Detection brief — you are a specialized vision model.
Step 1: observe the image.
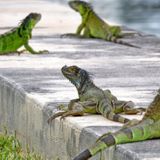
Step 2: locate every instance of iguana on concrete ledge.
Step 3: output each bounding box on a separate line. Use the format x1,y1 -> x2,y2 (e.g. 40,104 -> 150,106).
73,89 -> 160,160
67,0 -> 140,48
0,13 -> 48,55
48,65 -> 145,124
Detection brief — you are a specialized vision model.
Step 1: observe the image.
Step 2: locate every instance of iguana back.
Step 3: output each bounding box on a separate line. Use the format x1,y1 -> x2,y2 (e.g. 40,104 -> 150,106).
0,28 -> 24,54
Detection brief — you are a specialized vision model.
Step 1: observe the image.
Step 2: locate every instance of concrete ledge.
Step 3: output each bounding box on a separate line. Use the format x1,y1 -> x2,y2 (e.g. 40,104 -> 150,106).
0,74 -> 160,160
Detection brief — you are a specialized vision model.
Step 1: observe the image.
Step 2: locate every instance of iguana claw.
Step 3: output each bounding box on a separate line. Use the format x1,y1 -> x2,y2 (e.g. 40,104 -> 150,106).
47,111 -> 67,123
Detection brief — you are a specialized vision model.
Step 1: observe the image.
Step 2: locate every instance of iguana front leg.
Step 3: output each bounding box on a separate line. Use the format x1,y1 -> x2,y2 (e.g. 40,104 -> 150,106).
61,8 -> 89,38
48,100 -> 96,123
76,22 -> 85,35
82,27 -> 91,38
47,98 -> 79,123
48,103 -> 83,122
24,42 -> 48,54
47,111 -> 67,123
60,100 -> 97,119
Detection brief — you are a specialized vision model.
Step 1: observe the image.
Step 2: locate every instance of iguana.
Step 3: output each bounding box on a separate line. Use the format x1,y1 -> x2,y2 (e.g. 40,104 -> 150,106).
48,65 -> 145,124
0,13 -> 48,55
73,89 -> 160,160
66,0 -> 140,48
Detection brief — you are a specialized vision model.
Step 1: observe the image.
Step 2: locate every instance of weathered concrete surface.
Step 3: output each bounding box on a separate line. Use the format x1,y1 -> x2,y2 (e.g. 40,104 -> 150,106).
0,0 -> 160,160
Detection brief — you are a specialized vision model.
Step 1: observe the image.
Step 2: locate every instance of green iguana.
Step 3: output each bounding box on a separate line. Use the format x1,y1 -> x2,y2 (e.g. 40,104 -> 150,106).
73,89 -> 160,160
48,65 -> 145,124
0,13 -> 48,55
66,0 -> 140,48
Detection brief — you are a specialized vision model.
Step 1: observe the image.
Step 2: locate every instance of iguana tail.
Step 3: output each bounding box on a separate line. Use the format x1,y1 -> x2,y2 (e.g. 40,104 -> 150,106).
98,101 -> 130,123
73,119 -> 159,160
111,38 -> 140,48
102,111 -> 130,123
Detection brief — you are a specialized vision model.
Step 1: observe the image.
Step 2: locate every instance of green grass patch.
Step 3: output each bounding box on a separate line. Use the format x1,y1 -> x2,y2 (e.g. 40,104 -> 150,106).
0,129 -> 43,160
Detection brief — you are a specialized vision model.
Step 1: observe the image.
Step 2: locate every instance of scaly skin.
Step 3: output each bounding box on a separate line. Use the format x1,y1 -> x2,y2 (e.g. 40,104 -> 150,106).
68,0 -> 140,48
73,89 -> 160,160
48,65 -> 145,124
0,13 -> 48,55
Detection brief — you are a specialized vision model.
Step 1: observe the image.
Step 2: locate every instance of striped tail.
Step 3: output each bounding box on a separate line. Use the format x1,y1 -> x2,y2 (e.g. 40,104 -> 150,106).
73,120 -> 156,160
105,112 -> 130,123
98,100 -> 130,123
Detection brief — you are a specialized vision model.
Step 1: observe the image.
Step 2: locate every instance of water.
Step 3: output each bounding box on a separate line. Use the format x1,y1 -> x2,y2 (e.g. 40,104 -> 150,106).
54,0 -> 160,37
92,0 -> 160,37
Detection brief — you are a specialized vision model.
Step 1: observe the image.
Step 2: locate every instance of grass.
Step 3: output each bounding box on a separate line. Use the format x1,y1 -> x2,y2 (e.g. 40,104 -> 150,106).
0,129 -> 43,160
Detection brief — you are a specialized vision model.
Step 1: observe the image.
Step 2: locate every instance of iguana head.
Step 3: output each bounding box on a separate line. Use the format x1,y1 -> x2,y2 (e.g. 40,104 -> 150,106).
21,13 -> 41,30
61,65 -> 92,91
69,1 -> 92,15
